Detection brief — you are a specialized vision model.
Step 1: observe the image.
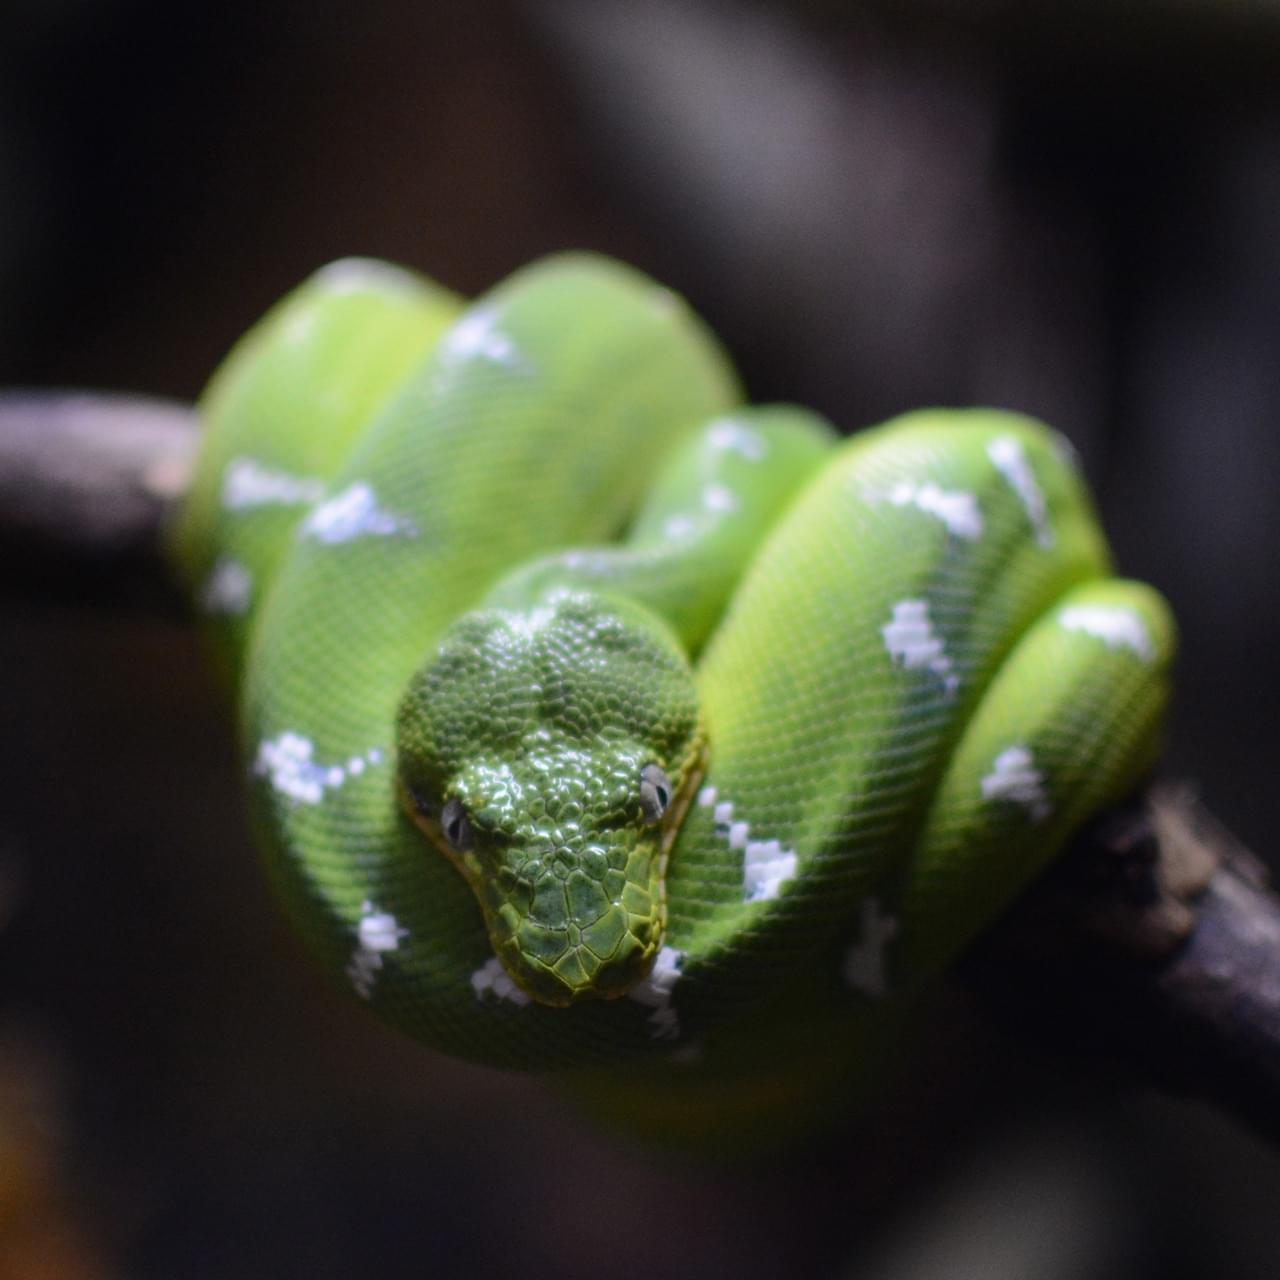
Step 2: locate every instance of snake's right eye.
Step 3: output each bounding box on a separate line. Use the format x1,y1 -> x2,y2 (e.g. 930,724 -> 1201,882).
441,797 -> 475,852
638,763 -> 672,824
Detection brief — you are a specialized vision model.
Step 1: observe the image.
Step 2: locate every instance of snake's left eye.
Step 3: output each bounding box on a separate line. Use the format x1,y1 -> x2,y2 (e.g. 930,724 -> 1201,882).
639,763 -> 672,824
441,797 -> 475,851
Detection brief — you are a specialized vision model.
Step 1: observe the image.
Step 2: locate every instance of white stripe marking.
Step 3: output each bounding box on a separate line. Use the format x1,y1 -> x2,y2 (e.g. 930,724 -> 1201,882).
698,788 -> 798,902
254,732 -> 384,805
1059,605 -> 1155,661
470,956 -> 532,1008
881,599 -> 960,696
883,481 -> 983,540
707,419 -> 766,461
347,900 -> 409,999
988,436 -> 1054,549
981,745 -> 1052,822
439,305 -> 526,369
627,944 -> 685,1038
301,482 -> 417,543
221,457 -> 326,510
744,839 -> 798,903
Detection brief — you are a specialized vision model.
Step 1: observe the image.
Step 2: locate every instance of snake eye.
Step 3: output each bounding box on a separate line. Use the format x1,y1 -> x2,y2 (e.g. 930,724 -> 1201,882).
639,763 -> 672,824
441,797 -> 475,851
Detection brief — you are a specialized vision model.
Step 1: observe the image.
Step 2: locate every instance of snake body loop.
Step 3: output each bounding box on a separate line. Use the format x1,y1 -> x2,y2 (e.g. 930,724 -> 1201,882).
175,253 -> 1175,1137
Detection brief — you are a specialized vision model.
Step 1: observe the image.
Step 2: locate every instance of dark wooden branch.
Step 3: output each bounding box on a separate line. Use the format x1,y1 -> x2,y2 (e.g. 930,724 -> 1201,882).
964,784 -> 1280,1142
0,390 -> 196,610
0,390 -> 196,556
3,391 -> 1277,1139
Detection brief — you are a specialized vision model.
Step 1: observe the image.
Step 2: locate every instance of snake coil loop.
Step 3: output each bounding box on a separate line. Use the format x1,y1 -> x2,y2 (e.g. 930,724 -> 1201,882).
174,253 -> 1174,1143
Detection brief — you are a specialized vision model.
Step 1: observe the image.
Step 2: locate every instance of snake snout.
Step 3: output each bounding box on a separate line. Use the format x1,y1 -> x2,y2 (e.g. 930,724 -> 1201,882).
485,826 -> 665,1007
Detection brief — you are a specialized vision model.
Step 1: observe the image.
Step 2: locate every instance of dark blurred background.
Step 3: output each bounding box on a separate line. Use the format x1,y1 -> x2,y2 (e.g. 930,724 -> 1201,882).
2,1 -> 1279,1276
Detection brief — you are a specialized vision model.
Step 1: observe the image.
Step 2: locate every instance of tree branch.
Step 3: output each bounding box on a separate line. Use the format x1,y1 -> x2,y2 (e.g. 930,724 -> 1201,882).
0,390 -> 196,610
3,391 -> 1276,1139
0,390 -> 196,556
961,783 -> 1280,1142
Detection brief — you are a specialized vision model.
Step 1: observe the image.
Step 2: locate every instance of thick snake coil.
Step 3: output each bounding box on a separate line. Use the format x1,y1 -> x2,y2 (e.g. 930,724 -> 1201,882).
173,254 -> 1175,1143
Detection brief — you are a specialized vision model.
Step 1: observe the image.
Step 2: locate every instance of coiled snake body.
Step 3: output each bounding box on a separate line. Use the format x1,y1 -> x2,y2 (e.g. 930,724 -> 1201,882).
174,254 -> 1174,1140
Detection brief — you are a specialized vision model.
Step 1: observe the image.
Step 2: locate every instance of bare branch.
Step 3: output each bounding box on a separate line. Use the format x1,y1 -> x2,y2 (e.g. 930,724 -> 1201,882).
963,786 -> 1280,1143
0,390 -> 197,557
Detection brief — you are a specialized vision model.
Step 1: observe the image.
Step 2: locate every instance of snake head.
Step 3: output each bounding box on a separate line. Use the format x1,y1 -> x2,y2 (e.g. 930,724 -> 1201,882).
397,589 -> 704,1007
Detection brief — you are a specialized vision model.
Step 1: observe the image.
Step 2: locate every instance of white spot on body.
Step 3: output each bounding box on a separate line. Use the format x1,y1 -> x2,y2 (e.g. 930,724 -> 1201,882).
662,514 -> 696,539
707,419 -> 766,461
254,732 -> 384,805
628,944 -> 685,1038
702,483 -> 738,513
881,599 -> 960,696
743,838 -> 798,903
314,257 -> 420,295
988,436 -> 1054,549
981,745 -> 1052,822
470,956 -> 533,1007
221,457 -> 326,510
1059,605 -> 1155,661
842,898 -> 899,999
881,481 -> 984,540
438,305 -> 527,369
301,482 -> 417,543
346,899 -> 408,999
699,787 -> 797,902
358,909 -> 406,952
199,556 -> 253,615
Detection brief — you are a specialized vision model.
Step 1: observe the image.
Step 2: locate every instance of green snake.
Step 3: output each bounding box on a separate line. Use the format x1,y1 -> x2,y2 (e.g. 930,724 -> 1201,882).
173,253 -> 1175,1141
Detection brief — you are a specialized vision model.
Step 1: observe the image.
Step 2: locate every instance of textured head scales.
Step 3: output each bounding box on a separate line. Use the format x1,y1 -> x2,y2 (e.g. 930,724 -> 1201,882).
397,589 -> 704,1006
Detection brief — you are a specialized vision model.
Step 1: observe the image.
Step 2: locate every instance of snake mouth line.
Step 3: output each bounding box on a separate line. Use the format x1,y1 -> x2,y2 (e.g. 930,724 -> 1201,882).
654,735 -> 709,926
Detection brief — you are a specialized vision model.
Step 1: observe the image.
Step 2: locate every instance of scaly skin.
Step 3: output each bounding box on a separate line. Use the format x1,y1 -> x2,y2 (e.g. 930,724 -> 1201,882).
173,252 -> 1175,1140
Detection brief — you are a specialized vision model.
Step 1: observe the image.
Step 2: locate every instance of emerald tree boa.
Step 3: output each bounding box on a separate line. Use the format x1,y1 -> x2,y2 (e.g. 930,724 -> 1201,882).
173,254 -> 1174,1143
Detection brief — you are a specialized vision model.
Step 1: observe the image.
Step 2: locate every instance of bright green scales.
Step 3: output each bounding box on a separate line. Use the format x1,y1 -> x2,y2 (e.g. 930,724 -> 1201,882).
174,255 -> 1173,1139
